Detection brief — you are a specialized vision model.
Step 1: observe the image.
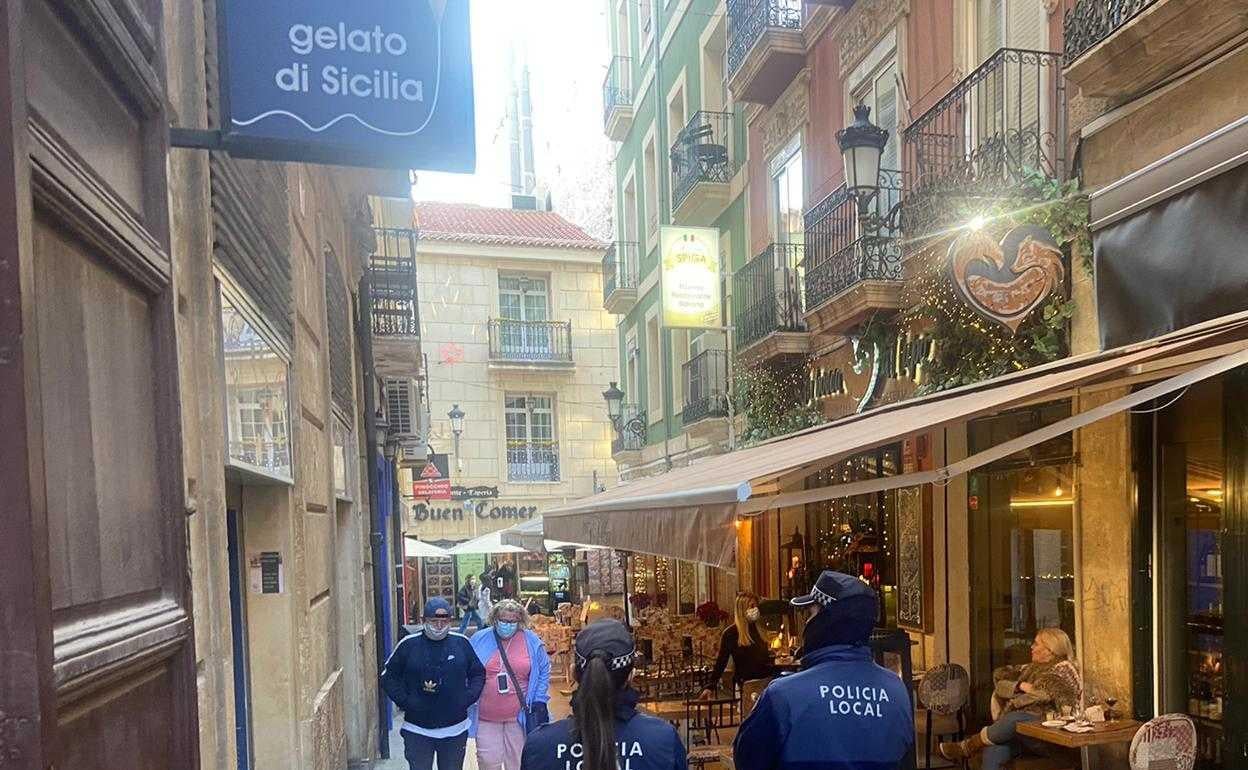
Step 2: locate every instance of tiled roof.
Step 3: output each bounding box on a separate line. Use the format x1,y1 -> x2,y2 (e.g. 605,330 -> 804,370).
412,202 -> 606,250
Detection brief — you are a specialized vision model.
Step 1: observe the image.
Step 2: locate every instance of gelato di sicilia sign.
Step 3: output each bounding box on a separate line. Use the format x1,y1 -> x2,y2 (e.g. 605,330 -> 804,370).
660,226 -> 722,329
218,0 -> 475,171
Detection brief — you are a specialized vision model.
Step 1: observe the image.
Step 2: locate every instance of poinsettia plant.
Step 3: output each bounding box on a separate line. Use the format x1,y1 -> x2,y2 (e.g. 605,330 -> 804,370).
628,593 -> 653,611
695,600 -> 730,627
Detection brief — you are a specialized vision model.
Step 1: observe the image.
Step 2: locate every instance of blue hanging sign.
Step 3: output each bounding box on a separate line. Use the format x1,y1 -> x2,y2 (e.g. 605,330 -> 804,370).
218,0 -> 476,172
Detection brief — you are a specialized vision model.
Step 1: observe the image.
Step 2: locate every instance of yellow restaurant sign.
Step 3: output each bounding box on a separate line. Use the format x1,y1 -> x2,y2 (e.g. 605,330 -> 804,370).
660,226 -> 721,329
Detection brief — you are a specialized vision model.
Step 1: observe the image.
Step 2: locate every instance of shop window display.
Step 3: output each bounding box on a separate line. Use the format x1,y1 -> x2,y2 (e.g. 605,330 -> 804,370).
805,445 -> 902,626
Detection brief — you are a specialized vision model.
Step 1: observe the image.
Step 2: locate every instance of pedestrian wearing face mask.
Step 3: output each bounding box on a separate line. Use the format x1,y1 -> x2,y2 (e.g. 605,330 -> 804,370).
381,597 -> 486,770
698,591 -> 776,699
470,599 -> 552,770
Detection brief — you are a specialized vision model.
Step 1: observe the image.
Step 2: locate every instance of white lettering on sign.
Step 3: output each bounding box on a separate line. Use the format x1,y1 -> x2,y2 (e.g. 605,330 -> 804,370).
818,682 -> 891,719
273,22 -> 423,104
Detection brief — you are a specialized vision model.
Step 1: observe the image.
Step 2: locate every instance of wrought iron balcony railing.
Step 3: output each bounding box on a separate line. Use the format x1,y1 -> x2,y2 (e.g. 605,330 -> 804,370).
507,440 -> 561,482
902,47 -> 1065,239
603,55 -> 634,127
734,242 -> 805,349
228,439 -> 291,475
603,241 -> 640,301
671,111 -> 736,212
488,318 -> 574,363
802,171 -> 903,312
611,403 -> 647,454
682,349 -> 730,425
727,0 -> 803,76
1064,0 -> 1157,65
368,226 -> 420,337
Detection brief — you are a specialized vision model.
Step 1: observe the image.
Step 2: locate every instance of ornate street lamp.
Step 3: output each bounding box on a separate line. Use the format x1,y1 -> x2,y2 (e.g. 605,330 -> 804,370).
602,381 -> 625,428
448,404 -> 466,472
837,103 -> 902,234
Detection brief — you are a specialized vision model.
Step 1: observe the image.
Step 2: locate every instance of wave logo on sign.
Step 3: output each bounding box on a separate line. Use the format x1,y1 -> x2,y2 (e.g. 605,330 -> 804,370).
233,0 -> 450,137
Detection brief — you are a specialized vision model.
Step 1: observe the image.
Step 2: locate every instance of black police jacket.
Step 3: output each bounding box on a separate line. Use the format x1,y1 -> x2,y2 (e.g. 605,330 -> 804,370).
521,688 -> 687,770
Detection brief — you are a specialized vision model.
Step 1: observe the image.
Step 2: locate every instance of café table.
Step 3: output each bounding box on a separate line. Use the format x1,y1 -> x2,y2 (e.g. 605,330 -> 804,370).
1016,719 -> 1142,749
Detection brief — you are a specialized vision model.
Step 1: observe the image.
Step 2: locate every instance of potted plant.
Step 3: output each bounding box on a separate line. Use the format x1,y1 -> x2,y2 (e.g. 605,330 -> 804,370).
695,600 -> 730,628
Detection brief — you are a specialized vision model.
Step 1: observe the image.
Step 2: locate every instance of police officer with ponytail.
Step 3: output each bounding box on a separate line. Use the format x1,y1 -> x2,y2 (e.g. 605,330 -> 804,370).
521,620 -> 687,770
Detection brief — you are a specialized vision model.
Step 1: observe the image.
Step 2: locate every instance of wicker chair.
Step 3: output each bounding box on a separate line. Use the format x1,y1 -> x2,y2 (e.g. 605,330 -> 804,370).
1129,714 -> 1197,770
915,664 -> 970,769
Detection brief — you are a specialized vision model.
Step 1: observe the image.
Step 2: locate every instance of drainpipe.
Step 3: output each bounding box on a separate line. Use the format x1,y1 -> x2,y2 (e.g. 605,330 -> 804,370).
356,274 -> 391,759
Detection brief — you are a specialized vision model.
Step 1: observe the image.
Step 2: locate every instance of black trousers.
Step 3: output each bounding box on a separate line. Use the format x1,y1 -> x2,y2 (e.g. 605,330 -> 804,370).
402,729 -> 468,770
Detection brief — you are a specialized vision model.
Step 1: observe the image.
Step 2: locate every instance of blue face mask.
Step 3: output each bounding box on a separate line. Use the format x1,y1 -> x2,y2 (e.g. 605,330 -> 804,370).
496,622 -> 519,639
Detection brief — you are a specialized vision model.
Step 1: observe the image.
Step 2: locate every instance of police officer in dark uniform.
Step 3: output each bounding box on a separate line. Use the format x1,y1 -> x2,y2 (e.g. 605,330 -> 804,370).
733,571 -> 914,770
521,619 -> 687,770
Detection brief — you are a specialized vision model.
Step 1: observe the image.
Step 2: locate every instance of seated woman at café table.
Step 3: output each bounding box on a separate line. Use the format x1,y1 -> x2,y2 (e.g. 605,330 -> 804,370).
698,591 -> 776,699
940,628 -> 1082,769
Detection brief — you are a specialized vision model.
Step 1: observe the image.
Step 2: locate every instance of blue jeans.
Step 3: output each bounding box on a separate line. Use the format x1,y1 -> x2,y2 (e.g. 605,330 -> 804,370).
402,730 -> 467,770
982,711 -> 1042,770
458,610 -> 483,634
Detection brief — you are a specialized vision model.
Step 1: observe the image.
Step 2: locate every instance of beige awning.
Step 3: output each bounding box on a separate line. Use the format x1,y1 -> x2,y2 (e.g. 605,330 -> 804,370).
544,314 -> 1248,568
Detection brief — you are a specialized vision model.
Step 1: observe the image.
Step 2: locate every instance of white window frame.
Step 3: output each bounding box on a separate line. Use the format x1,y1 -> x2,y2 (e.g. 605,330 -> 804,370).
504,393 -> 559,483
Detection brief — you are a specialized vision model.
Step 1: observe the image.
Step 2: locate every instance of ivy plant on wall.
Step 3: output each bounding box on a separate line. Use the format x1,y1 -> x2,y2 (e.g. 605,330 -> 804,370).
733,357 -> 824,447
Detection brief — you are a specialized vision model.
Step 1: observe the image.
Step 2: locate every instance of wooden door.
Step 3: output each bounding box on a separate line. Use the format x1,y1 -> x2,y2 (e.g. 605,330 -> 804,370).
0,0 -> 198,767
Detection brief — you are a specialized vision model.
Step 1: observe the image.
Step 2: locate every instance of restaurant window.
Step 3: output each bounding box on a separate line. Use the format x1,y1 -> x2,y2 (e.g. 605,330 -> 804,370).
967,402 -> 1075,723
1149,377 -> 1227,764
805,444 -> 902,624
221,290 -> 292,480
504,393 -> 559,482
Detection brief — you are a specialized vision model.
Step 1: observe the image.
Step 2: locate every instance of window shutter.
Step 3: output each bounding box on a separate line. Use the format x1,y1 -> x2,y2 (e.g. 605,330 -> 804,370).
324,245 -> 354,420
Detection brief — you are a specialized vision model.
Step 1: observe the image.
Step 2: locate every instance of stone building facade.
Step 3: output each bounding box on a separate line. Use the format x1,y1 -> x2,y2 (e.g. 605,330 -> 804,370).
395,201 -> 620,608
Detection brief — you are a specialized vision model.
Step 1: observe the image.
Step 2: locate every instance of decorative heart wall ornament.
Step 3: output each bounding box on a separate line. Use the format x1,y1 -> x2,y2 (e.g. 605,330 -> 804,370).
948,225 -> 1065,333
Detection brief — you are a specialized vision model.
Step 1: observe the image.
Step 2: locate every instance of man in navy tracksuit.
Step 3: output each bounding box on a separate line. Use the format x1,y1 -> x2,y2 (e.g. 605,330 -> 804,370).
733,571 -> 914,770
382,597 -> 486,770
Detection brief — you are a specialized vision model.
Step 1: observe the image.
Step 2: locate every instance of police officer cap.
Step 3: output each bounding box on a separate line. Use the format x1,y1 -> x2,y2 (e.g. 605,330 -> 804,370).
423,596 -> 452,618
573,619 -> 637,671
791,570 -> 876,608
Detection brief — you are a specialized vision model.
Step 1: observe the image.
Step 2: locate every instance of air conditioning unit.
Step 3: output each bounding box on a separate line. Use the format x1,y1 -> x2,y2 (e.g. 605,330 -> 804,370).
383,377 -> 428,440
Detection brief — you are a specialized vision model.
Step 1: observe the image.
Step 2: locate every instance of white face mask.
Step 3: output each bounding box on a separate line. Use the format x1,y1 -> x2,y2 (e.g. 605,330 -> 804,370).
745,608 -> 760,622
424,621 -> 451,640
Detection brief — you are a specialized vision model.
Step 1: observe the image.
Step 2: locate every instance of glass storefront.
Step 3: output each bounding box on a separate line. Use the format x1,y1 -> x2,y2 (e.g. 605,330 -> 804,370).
805,445 -> 902,626
967,402 -> 1076,721
1152,377 -> 1226,766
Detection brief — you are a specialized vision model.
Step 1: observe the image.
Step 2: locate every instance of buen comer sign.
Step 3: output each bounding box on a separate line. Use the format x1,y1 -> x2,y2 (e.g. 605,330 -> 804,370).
219,0 -> 475,171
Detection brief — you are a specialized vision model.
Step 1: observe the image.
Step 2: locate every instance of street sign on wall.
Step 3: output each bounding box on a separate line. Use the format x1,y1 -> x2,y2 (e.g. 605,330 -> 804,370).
660,226 -> 722,329
413,452 -> 452,500
218,0 -> 476,171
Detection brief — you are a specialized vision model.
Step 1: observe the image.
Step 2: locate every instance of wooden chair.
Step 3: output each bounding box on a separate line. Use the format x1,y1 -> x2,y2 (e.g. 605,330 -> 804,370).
740,678 -> 771,719
915,664 -> 970,769
685,697 -> 741,769
1129,714 -> 1197,770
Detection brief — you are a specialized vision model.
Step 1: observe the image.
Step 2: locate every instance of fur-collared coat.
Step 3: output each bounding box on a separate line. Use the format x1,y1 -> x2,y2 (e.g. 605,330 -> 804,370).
991,659 -> 1083,718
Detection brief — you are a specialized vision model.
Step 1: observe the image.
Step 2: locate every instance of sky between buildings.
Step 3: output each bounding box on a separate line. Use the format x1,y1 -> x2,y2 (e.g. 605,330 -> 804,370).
412,0 -> 617,240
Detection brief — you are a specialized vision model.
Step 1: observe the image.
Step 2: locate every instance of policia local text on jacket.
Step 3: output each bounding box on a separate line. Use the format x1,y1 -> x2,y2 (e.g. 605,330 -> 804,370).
733,571 -> 913,770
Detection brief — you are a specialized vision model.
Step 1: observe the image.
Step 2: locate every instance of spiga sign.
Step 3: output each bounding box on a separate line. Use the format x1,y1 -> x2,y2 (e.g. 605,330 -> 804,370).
219,0 -> 475,171
948,225 -> 1065,333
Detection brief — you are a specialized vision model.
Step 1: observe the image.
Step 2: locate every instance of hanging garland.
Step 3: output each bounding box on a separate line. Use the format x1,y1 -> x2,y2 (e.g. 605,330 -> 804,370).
902,169 -> 1089,395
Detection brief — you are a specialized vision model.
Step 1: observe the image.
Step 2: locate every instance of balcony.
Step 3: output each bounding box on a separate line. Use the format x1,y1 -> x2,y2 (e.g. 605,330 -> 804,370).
487,318 -> 574,369
902,48 -> 1065,244
603,55 -> 635,141
734,242 -> 808,362
368,226 -> 422,377
802,174 -> 904,336
727,0 -> 805,105
682,349 -> 730,440
507,440 -> 561,483
1063,0 -> 1248,99
602,241 -> 640,314
611,403 -> 647,460
671,111 -> 738,225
